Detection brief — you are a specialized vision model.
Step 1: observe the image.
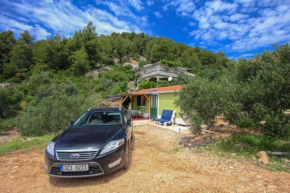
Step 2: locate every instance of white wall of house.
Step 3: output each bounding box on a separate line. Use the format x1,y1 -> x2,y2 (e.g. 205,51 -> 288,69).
138,64 -> 188,76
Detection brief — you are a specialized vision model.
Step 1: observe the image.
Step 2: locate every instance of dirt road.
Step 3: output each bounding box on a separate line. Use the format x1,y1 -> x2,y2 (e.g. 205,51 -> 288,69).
0,125 -> 289,193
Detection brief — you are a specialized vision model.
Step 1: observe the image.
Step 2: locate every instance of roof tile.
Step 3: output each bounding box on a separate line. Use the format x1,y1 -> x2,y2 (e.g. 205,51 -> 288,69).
134,85 -> 184,94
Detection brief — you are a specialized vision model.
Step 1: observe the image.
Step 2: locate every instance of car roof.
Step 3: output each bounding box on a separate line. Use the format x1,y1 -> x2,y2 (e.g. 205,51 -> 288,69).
88,107 -> 124,112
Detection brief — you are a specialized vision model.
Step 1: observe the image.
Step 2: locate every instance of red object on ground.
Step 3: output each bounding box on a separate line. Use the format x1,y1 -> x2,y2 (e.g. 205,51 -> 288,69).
132,117 -> 148,121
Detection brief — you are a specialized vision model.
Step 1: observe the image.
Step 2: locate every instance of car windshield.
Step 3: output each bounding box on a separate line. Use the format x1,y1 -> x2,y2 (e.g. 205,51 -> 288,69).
73,111 -> 122,126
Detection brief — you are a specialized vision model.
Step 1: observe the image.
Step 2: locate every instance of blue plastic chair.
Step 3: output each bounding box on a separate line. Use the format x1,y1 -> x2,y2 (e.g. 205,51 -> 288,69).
154,109 -> 175,126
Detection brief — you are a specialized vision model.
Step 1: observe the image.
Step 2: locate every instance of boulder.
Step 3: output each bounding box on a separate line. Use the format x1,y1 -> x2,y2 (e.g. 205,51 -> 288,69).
256,151 -> 269,165
195,136 -> 202,141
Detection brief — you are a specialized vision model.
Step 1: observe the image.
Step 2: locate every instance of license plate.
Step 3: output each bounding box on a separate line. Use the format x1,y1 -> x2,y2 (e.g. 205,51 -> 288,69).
60,164 -> 89,172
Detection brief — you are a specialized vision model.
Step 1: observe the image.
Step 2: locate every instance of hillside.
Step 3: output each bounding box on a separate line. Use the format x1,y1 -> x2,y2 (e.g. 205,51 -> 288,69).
0,22 -> 228,83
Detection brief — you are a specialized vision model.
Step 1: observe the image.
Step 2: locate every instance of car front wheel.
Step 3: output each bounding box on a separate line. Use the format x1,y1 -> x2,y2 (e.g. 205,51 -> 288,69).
123,142 -> 129,169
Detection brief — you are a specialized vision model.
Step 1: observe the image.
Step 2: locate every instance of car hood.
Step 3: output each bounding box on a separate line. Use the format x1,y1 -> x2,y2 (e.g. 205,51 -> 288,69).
55,126 -> 123,151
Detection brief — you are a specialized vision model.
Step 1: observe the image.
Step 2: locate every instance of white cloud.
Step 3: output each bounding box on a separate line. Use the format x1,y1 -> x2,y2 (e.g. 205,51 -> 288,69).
162,4 -> 168,11
240,53 -> 254,58
128,0 -> 144,11
188,0 -> 290,52
0,0 -> 144,40
106,2 -> 123,16
153,12 -> 162,18
164,0 -> 195,16
147,0 -> 154,6
0,15 -> 32,32
229,13 -> 248,21
31,25 -> 51,40
206,0 -> 237,12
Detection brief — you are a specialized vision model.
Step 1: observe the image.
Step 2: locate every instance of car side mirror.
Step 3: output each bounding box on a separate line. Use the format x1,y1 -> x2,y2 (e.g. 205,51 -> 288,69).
71,121 -> 74,125
127,119 -> 131,125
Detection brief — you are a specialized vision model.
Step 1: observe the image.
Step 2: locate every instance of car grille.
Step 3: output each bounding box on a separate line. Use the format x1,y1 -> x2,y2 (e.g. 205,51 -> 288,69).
56,151 -> 98,161
50,166 -> 103,176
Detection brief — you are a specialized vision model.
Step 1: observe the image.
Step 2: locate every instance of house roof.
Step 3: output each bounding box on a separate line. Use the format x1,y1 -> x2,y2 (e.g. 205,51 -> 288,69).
124,85 -> 184,96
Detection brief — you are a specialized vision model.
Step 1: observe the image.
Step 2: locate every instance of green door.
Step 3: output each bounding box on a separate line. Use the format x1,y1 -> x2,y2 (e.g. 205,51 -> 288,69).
150,95 -> 158,119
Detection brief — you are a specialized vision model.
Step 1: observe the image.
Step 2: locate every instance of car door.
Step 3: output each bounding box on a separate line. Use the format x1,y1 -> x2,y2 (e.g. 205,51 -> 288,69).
123,109 -> 132,140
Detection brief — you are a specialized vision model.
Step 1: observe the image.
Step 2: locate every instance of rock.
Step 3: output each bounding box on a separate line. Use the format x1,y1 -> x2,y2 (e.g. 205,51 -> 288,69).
195,136 -> 202,141
256,151 -> 269,165
281,158 -> 290,163
268,185 -> 277,189
231,153 -> 236,157
12,166 -> 18,170
256,175 -> 262,179
187,143 -> 192,147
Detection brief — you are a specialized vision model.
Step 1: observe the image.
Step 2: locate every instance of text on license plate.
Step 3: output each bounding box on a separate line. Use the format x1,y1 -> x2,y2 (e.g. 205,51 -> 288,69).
60,164 -> 89,172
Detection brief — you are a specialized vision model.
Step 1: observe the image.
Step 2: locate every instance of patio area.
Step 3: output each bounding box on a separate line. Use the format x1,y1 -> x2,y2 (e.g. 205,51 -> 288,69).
132,119 -> 190,134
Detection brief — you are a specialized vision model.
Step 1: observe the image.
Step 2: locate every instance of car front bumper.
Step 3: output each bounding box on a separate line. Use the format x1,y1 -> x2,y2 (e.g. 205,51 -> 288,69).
44,146 -> 126,178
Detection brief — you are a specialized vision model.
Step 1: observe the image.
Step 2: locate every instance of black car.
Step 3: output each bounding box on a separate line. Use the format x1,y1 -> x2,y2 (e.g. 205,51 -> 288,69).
44,106 -> 134,178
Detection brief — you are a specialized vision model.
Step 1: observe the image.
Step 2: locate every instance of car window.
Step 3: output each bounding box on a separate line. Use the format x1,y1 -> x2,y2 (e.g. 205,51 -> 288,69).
73,111 -> 123,126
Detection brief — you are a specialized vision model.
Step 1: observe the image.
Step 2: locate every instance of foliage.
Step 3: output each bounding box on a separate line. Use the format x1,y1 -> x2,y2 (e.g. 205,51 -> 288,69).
0,86 -> 24,119
176,44 -> 290,138
160,59 -> 182,68
33,83 -> 78,103
17,94 -> 95,136
138,80 -> 157,90
0,30 -> 16,79
28,71 -> 51,88
138,61 -> 147,68
69,47 -> 90,76
205,134 -> 290,172
175,77 -> 224,133
0,22 -> 228,82
0,117 -> 16,133
0,134 -> 55,155
180,51 -> 201,72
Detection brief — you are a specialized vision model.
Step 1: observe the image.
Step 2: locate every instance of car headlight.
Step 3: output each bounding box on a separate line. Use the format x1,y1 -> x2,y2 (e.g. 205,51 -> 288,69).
46,141 -> 55,156
100,139 -> 124,155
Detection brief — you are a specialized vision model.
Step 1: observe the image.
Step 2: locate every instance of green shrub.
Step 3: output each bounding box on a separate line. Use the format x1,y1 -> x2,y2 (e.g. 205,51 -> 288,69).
17,94 -> 95,136
139,80 -> 157,90
176,44 -> 290,138
160,59 -> 182,68
0,118 -> 17,133
0,86 -> 24,119
33,83 -> 78,103
175,76 -> 224,133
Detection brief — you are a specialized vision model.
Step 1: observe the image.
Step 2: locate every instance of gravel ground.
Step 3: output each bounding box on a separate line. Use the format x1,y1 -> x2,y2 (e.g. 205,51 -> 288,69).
0,125 -> 289,193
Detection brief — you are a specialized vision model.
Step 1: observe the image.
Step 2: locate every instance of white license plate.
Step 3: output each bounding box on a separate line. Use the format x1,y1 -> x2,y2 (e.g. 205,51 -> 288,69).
60,164 -> 89,172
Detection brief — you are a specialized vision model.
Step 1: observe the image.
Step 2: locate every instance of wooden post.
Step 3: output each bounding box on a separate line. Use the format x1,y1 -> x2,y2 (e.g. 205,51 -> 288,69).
148,95 -> 151,119
119,97 -> 122,106
122,95 -> 129,104
130,96 -> 133,110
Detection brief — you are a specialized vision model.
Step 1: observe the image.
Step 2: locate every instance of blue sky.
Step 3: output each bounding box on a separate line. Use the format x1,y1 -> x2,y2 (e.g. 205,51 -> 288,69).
0,0 -> 289,59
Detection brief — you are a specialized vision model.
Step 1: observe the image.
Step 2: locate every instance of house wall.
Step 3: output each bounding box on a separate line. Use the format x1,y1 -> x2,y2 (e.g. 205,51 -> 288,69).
138,64 -> 186,76
159,92 -> 188,125
132,96 -> 150,117
158,93 -> 181,118
139,65 -> 159,75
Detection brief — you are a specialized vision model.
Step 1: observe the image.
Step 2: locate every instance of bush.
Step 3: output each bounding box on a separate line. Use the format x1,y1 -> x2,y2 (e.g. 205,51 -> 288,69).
17,94 -> 95,136
176,44 -> 290,138
0,118 -> 17,133
0,86 -> 24,119
175,76 -> 224,133
33,83 -> 78,103
160,59 -> 182,68
28,71 -> 51,86
139,80 -> 157,90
